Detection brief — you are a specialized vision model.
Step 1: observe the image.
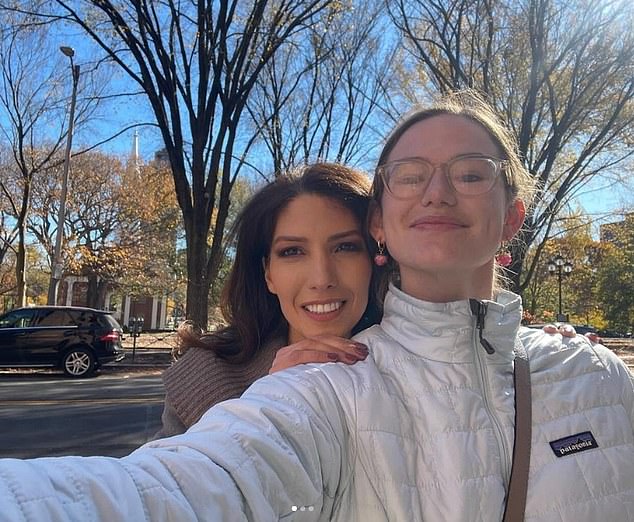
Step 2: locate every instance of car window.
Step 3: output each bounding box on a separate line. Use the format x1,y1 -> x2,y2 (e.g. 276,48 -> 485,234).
68,310 -> 100,328
0,309 -> 38,328
34,309 -> 74,327
99,314 -> 122,330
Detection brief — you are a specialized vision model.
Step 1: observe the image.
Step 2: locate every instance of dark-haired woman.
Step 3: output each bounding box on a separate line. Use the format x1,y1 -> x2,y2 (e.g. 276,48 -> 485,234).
157,162 -> 381,437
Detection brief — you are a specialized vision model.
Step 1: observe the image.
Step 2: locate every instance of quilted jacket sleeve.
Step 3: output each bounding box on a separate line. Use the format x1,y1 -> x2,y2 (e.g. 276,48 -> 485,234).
588,342 -> 634,432
0,367 -> 350,522
625,366 -> 634,433
613,348 -> 634,432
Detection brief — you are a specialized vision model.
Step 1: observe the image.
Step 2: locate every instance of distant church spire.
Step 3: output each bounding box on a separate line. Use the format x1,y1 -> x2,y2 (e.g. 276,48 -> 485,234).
131,130 -> 141,174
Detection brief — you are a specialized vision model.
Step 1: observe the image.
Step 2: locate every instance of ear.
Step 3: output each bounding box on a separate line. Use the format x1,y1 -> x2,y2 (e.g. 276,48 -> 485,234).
503,199 -> 525,241
369,202 -> 385,243
263,257 -> 277,295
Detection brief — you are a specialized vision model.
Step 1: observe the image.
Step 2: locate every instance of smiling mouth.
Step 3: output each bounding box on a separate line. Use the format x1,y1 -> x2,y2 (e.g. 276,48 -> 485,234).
303,301 -> 344,314
411,217 -> 464,227
410,220 -> 465,231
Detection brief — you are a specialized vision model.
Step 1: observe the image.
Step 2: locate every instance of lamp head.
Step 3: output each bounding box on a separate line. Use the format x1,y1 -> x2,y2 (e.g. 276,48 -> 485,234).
60,46 -> 75,58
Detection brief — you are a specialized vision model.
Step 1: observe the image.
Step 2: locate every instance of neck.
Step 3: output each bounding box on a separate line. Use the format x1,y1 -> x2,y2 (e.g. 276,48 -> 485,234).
398,263 -> 496,303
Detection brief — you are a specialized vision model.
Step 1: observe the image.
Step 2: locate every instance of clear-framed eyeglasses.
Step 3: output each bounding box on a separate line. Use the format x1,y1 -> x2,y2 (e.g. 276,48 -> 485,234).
376,154 -> 507,199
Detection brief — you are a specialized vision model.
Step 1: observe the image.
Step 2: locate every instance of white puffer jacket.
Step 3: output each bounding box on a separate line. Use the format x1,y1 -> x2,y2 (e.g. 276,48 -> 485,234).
0,287 -> 632,521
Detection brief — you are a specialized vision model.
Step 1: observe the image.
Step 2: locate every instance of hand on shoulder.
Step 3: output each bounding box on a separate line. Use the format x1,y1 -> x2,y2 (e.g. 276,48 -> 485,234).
542,323 -> 577,338
542,324 -> 603,346
269,335 -> 368,374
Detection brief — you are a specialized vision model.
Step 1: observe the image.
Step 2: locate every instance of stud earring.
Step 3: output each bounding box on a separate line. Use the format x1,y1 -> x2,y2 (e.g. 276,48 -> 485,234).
495,242 -> 512,267
374,241 -> 388,266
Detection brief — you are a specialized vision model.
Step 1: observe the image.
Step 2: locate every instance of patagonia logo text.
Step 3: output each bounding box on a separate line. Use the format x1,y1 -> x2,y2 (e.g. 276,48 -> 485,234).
549,431 -> 598,458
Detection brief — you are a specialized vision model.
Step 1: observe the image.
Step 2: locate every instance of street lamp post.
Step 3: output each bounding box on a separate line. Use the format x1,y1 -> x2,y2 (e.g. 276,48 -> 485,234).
547,254 -> 573,322
47,46 -> 80,305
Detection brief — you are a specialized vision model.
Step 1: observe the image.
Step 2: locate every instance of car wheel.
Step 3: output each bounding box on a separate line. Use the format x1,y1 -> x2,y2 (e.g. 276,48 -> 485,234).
62,348 -> 95,377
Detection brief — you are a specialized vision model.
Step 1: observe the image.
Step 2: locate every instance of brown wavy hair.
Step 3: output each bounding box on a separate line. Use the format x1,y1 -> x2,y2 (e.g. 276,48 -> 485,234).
178,162 -> 381,363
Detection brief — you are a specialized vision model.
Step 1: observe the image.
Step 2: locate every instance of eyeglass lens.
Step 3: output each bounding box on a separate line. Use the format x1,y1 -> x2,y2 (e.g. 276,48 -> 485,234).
386,157 -> 499,197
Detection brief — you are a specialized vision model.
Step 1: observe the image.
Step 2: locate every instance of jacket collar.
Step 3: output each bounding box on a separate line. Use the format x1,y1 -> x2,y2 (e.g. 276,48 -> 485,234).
379,284 -> 522,364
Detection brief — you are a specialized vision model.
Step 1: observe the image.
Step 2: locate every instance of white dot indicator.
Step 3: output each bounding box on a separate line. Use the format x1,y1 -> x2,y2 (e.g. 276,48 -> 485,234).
292,506 -> 298,511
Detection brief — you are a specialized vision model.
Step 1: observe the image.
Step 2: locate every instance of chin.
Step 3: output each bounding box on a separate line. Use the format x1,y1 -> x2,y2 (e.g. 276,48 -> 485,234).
318,325 -> 351,338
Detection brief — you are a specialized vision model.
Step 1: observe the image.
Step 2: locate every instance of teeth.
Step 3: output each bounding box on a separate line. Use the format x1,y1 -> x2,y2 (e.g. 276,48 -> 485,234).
305,302 -> 343,314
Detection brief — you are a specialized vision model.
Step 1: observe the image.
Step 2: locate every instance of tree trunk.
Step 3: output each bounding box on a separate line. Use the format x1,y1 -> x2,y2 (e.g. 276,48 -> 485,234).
86,275 -> 99,309
96,280 -> 109,310
85,276 -> 109,310
185,225 -> 210,329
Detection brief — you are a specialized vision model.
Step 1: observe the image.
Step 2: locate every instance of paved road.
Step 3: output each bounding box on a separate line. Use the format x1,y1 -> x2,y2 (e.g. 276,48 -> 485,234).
0,370 -> 165,458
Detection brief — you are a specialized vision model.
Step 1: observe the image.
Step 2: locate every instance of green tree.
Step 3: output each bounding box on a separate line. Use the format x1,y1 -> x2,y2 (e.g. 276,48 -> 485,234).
595,214 -> 634,332
521,211 -> 634,330
523,213 -> 601,323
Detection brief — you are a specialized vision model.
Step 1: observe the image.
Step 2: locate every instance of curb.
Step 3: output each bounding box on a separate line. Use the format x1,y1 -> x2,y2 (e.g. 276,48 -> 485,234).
105,349 -> 173,369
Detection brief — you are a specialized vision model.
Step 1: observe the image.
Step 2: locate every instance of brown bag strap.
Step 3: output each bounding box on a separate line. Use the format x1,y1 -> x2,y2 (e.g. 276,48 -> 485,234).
502,342 -> 532,522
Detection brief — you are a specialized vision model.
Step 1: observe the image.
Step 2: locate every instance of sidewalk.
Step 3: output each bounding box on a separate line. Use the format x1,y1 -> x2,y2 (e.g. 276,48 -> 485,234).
111,332 -> 177,368
109,333 -> 633,370
115,347 -> 173,368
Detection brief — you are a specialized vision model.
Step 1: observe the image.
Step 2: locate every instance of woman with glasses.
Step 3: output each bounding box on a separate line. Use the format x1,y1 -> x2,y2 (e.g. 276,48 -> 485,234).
0,92 -> 631,521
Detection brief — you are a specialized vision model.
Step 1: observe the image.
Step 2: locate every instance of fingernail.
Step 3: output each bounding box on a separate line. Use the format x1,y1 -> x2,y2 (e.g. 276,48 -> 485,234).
327,353 -> 338,361
354,346 -> 369,356
345,354 -> 359,363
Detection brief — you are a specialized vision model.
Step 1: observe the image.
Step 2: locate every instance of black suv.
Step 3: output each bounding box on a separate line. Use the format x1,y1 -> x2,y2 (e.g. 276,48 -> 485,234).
0,306 -> 124,377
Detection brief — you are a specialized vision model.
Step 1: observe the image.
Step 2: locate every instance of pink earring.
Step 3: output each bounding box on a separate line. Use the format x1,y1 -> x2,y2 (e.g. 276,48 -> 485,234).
374,241 -> 388,266
495,242 -> 512,267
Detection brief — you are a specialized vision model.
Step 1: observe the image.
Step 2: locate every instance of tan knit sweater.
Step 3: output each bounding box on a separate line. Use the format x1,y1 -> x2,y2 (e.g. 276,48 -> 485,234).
156,340 -> 283,438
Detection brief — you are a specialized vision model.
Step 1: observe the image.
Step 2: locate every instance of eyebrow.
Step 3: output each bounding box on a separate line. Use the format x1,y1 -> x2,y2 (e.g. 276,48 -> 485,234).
271,229 -> 363,245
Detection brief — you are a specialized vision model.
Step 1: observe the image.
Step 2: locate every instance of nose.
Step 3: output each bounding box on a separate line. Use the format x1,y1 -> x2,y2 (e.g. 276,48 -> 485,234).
308,251 -> 338,290
420,165 -> 456,206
